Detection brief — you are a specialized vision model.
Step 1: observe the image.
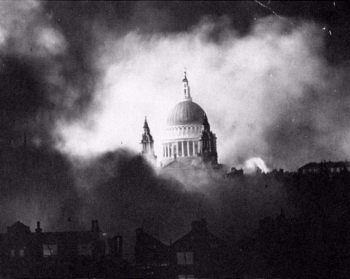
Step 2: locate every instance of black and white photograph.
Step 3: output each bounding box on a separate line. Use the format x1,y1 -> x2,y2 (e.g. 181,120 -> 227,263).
0,1 -> 349,278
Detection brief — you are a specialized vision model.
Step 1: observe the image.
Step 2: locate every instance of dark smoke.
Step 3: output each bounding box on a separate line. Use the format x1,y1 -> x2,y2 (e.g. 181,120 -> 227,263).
0,145 -> 82,231
64,149 -> 288,256
0,0 -> 350,259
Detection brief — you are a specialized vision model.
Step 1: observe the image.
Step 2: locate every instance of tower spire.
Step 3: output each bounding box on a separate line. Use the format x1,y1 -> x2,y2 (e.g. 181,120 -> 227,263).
140,117 -> 157,165
143,116 -> 150,133
182,68 -> 192,101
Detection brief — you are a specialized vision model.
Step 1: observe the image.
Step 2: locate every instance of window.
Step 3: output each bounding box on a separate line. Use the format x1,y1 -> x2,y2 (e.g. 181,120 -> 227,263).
178,275 -> 194,279
185,252 -> 193,264
43,244 -> 58,257
177,252 -> 193,265
10,249 -> 15,257
19,249 -> 24,257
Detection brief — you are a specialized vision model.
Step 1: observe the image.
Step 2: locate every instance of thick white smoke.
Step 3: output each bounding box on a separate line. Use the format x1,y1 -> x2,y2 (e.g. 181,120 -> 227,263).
245,157 -> 270,173
54,15 -> 339,171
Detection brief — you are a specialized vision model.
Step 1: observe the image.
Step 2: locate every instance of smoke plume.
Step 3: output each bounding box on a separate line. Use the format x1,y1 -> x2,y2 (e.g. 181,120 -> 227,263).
0,0 -> 349,258
54,10 -> 350,172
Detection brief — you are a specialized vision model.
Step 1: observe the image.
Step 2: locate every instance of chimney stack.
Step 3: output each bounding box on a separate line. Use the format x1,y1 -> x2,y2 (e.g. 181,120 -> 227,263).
109,235 -> 123,258
91,220 -> 100,233
36,221 -> 42,234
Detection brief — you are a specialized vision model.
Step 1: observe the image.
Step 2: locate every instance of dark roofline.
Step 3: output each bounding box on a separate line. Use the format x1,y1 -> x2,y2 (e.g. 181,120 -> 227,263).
298,160 -> 350,170
169,229 -> 223,248
136,227 -> 168,248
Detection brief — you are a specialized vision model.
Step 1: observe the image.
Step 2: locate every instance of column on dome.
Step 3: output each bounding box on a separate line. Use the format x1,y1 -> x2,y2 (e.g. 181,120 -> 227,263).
181,141 -> 184,157
187,140 -> 190,156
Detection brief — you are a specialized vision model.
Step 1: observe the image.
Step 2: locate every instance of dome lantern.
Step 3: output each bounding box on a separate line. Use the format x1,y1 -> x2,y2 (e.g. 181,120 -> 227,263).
182,69 -> 192,101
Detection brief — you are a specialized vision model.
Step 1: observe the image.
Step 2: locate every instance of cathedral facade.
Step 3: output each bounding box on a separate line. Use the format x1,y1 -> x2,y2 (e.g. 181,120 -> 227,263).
141,71 -> 218,168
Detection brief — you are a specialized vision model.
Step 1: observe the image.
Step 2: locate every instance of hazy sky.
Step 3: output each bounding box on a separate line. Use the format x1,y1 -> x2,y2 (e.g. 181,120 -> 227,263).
0,1 -> 349,171
1,0 -> 350,256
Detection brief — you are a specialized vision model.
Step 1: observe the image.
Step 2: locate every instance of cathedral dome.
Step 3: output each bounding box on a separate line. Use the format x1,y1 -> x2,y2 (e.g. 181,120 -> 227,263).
167,100 -> 206,126
161,71 -> 218,167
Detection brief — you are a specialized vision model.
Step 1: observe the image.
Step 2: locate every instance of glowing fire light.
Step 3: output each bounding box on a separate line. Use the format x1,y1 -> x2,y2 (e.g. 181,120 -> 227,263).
245,157 -> 270,173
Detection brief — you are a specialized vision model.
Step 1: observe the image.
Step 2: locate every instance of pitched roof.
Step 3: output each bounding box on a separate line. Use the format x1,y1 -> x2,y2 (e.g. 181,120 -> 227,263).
8,221 -> 31,233
298,160 -> 350,170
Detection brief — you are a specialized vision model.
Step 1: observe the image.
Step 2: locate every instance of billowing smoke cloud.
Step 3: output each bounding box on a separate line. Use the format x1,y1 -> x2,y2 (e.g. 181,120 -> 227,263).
0,1 -> 101,150
0,145 -> 82,232
54,12 -> 350,172
67,148 -> 288,257
245,157 -> 270,173
0,1 -> 104,233
1,1 -> 346,172
0,0 -> 349,259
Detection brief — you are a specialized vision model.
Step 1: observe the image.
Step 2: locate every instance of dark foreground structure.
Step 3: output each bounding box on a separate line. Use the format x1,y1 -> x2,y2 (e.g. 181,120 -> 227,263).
130,219 -> 236,279
0,220 -> 126,278
1,160 -> 350,278
0,218 -> 236,278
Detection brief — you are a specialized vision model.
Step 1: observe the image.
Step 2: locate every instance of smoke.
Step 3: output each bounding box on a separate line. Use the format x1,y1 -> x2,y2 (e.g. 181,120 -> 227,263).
0,1 -> 345,172
52,12 -> 350,172
66,149 -> 288,257
245,157 -> 270,173
0,1 -> 104,233
0,145 -> 82,232
0,0 -> 350,259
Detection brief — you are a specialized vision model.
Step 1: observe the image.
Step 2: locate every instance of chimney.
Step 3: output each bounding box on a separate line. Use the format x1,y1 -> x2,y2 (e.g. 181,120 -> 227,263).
110,235 -> 123,258
91,220 -> 100,233
35,221 -> 42,234
135,228 -> 145,245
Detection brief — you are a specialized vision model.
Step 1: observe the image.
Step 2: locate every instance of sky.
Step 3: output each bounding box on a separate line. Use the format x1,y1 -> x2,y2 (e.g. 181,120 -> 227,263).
1,0 -> 350,256
1,1 -> 349,170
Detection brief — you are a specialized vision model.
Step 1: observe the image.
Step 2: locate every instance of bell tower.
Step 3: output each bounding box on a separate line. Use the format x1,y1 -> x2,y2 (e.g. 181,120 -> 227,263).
199,113 -> 218,165
140,117 -> 157,166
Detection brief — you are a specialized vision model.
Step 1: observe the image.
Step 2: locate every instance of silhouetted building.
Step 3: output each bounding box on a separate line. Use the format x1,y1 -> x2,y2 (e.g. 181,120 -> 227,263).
298,160 -> 350,175
170,219 -> 234,279
132,219 -> 235,279
226,167 -> 244,179
131,227 -> 171,278
0,220 -> 125,278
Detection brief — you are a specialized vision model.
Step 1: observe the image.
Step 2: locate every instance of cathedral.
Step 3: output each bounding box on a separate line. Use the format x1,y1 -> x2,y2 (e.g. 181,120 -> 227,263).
140,71 -> 219,169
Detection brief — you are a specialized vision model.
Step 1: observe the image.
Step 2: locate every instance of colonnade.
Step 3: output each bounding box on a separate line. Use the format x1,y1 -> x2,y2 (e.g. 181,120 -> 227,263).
163,140 -> 200,158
